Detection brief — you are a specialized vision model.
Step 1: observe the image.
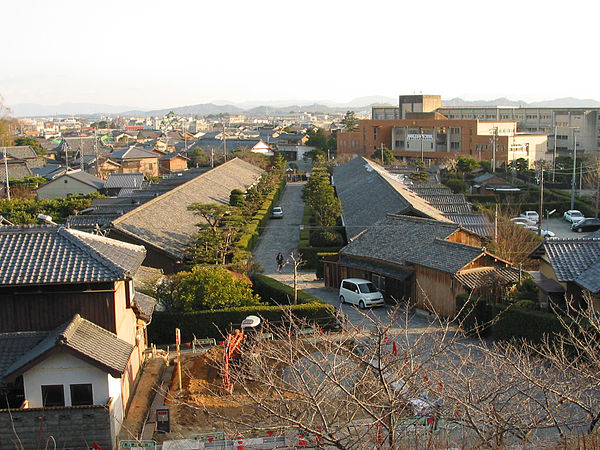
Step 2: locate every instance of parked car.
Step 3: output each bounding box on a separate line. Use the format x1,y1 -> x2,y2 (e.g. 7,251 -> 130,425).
571,218 -> 600,233
519,211 -> 539,223
511,217 -> 537,227
564,210 -> 585,223
271,206 -> 283,219
339,278 -> 385,309
523,225 -> 555,238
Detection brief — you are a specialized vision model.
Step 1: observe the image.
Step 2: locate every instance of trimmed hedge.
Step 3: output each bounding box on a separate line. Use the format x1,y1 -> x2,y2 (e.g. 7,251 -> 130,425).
148,303 -> 336,344
456,294 -> 565,344
298,244 -> 343,269
251,273 -> 323,305
236,177 -> 286,251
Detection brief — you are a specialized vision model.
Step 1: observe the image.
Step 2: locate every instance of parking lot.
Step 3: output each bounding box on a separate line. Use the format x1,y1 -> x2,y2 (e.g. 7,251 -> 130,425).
541,217 -> 598,238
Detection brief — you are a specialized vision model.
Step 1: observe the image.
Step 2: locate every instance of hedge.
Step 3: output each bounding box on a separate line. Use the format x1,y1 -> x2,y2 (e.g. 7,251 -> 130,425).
236,177 -> 286,251
456,294 -> 565,344
148,303 -> 336,344
298,244 -> 343,269
251,273 -> 323,305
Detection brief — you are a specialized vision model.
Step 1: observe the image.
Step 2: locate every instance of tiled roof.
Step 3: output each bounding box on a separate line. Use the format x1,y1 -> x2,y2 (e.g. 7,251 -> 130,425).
455,267 -> 521,290
0,161 -> 33,182
3,314 -> 134,381
159,152 -> 188,161
133,291 -> 157,321
410,187 -> 453,196
333,157 -> 451,240
1,146 -> 38,160
341,214 -> 484,274
67,214 -> 119,231
444,213 -> 492,237
110,158 -> 264,260
110,147 -> 159,160
60,137 -> 110,157
432,203 -> 473,214
420,194 -> 469,204
64,170 -> 105,189
0,226 -> 146,286
32,164 -> 66,180
104,172 -> 145,189
0,331 -> 49,379
534,238 -> 600,292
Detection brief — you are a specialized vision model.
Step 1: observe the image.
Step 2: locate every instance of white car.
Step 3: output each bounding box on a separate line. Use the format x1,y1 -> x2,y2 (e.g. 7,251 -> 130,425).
523,225 -> 555,238
271,206 -> 283,219
511,217 -> 536,227
520,211 -> 539,224
564,210 -> 585,223
339,278 -> 385,309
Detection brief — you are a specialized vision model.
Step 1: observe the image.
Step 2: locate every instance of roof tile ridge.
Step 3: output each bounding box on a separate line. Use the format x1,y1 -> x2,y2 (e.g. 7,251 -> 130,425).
58,314 -> 82,344
58,227 -> 129,278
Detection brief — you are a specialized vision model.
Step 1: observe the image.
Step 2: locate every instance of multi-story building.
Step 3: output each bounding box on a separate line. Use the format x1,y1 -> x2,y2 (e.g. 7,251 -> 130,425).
337,111 -> 547,168
371,94 -> 600,158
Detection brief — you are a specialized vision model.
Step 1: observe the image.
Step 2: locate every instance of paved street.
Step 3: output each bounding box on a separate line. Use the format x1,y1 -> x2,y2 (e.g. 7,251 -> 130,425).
252,181 -> 434,331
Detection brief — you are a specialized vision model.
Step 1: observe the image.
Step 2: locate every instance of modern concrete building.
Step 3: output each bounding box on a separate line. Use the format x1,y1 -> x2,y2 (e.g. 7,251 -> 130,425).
371,94 -> 600,159
337,112 -> 547,168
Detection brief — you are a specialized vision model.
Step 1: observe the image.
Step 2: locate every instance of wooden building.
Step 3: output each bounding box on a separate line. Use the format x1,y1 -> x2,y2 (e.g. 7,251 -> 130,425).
324,214 -> 519,317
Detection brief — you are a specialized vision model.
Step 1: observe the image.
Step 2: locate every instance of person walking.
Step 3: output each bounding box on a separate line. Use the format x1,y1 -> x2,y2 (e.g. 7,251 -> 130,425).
276,252 -> 284,272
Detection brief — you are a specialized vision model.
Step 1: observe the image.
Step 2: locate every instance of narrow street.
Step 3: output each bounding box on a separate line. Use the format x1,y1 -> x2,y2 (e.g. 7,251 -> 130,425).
252,180 -> 433,330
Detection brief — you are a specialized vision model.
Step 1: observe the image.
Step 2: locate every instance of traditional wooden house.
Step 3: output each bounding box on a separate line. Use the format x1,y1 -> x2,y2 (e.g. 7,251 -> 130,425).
0,225 -> 155,449
109,157 -> 264,273
109,147 -> 159,178
36,169 -> 105,199
529,237 -> 600,309
159,152 -> 189,174
323,214 -> 519,317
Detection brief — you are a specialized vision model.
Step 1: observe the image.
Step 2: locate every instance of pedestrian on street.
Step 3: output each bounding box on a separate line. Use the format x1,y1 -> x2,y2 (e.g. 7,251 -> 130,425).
276,252 -> 284,272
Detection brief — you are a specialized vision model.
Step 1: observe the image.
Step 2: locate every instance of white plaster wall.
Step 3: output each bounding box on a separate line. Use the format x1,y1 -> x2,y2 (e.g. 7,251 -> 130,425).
22,352 -> 112,408
37,177 -> 98,200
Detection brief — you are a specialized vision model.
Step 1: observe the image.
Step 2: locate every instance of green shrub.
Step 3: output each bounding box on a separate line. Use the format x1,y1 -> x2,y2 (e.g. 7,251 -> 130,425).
491,306 -> 565,344
251,274 -> 323,305
309,230 -> 344,247
455,294 -> 493,336
298,244 -> 343,269
148,303 -> 336,344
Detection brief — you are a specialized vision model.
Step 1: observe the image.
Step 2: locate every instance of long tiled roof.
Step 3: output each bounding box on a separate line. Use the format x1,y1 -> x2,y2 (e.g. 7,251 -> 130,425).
1,146 -> 38,160
64,170 -> 105,189
110,147 -> 158,160
334,157 -> 450,240
0,226 -> 146,286
0,161 -> 33,182
110,158 -> 264,260
444,213 -> 492,237
340,214 -> 484,274
3,314 -> 134,380
535,238 -> 600,293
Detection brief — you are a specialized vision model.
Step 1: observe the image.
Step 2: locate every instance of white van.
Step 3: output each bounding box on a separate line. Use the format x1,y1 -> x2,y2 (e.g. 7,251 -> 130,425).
339,278 -> 385,309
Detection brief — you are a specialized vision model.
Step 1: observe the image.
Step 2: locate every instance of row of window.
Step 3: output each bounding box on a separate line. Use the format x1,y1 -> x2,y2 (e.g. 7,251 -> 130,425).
42,383 -> 93,407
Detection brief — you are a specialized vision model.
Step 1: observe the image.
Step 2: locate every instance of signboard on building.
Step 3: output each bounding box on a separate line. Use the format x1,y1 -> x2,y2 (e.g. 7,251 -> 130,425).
407,134 -> 433,141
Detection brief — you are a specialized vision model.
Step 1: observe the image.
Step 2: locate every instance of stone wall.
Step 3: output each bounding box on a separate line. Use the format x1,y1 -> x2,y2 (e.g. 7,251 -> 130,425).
0,401 -> 114,450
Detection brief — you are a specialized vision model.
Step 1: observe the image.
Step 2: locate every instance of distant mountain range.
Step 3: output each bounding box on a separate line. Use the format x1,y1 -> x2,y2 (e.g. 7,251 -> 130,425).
8,96 -> 600,118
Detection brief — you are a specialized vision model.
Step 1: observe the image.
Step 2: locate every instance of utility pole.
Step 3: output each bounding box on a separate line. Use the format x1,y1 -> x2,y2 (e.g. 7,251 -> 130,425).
552,126 -> 557,183
491,127 -> 497,173
94,129 -> 99,177
3,147 -> 10,200
79,136 -> 84,171
538,166 -> 544,236
380,142 -> 384,165
222,123 -> 227,162
64,139 -> 70,171
571,131 -> 577,210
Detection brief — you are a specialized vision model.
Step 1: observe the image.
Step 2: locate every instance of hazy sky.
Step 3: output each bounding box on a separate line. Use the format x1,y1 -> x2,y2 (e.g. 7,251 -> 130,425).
1,0 -> 598,109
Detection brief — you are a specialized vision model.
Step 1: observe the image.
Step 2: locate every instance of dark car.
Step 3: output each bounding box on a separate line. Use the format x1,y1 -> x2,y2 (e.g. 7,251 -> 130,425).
571,218 -> 600,233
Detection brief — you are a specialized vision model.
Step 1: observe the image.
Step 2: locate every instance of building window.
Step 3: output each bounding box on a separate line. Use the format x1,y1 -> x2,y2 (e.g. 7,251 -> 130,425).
450,127 -> 460,134
70,384 -> 93,406
450,142 -> 460,150
395,140 -> 401,148
42,385 -> 65,407
373,127 -> 378,140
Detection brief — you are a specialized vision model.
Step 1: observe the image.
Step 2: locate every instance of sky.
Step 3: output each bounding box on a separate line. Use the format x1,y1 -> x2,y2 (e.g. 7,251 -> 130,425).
1,0 -> 599,110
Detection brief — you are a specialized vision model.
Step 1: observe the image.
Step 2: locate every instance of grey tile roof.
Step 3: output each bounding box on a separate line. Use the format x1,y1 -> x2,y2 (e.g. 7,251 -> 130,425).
133,291 -> 157,321
3,314 -> 134,381
333,157 -> 450,240
32,164 -> 66,180
104,173 -> 145,189
0,161 -> 33,182
159,152 -> 188,161
0,331 -> 49,379
111,158 -> 264,260
197,138 -> 261,153
341,214 -> 484,274
60,137 -> 111,157
444,213 -> 492,237
420,194 -> 469,204
64,170 -> 105,189
410,187 -> 453,196
1,146 -> 38,160
110,147 -> 158,160
432,203 -> 473,214
0,226 -> 146,286
67,214 -> 120,231
455,266 -> 521,290
536,238 -> 600,292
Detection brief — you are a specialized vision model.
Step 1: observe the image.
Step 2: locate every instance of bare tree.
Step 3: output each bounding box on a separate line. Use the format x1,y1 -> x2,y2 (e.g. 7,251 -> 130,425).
162,298 -> 600,448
